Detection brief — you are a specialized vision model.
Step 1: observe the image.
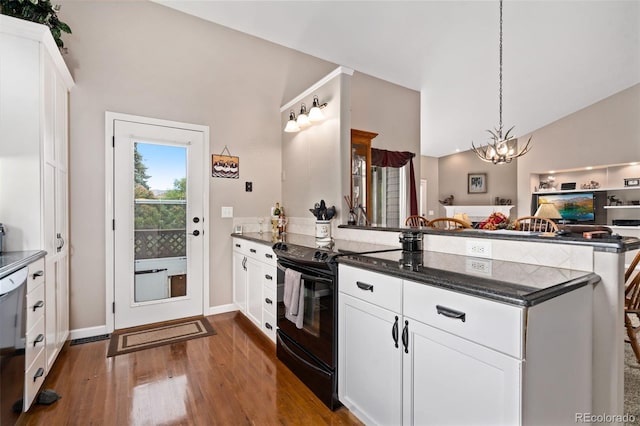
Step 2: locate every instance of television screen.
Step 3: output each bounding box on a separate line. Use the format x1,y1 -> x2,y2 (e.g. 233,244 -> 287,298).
537,192 -> 595,222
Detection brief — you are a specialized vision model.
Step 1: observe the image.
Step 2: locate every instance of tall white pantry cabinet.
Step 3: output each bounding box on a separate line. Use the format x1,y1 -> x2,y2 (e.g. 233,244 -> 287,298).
0,14 -> 74,390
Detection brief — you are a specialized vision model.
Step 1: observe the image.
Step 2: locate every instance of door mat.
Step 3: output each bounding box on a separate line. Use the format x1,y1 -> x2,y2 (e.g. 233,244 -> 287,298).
107,317 -> 216,357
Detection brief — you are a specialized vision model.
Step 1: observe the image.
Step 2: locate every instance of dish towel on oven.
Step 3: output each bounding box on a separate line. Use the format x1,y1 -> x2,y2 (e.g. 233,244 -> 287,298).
284,268 -> 304,329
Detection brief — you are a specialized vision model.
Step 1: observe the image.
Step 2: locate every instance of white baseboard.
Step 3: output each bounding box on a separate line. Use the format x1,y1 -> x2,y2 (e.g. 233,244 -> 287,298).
73,305 -> 238,339
69,325 -> 109,340
207,303 -> 238,316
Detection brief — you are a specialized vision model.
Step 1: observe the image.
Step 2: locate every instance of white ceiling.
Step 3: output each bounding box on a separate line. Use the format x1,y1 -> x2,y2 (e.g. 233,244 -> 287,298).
154,0 -> 639,158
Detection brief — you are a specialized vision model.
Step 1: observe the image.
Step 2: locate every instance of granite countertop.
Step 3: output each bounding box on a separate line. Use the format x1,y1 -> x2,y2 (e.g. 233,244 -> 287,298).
231,232 -> 399,253
232,231 -> 599,307
337,249 -> 600,307
0,250 -> 46,279
338,225 -> 640,253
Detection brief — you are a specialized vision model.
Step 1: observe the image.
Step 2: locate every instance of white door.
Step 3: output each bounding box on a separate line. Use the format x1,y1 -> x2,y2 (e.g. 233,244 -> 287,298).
402,319 -> 522,425
113,119 -> 206,329
338,293 -> 403,426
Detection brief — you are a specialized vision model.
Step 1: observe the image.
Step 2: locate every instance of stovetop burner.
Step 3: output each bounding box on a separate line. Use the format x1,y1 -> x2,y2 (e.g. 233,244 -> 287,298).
273,238 -> 401,268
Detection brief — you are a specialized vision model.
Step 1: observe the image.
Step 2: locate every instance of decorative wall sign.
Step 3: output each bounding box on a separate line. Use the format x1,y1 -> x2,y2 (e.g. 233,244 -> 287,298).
468,173 -> 487,194
212,146 -> 239,179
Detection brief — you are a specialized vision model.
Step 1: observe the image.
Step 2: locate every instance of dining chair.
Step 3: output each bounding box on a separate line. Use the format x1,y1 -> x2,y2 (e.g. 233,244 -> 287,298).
513,216 -> 559,232
625,250 -> 640,283
405,215 -> 429,227
625,268 -> 640,364
426,217 -> 471,230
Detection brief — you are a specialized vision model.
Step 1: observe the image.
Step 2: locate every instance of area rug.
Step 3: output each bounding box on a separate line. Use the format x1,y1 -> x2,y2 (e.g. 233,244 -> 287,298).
625,344 -> 640,423
107,317 -> 215,357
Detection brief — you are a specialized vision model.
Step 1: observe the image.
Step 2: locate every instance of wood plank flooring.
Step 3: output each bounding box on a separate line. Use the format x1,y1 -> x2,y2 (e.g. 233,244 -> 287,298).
17,312 -> 362,426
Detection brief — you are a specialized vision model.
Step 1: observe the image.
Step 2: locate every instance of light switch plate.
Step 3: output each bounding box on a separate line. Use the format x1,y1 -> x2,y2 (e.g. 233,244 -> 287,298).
221,206 -> 233,218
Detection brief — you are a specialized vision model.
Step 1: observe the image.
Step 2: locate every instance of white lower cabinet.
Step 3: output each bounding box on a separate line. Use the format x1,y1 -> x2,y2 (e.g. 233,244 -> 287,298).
402,318 -> 521,426
339,293 -> 403,425
232,238 -> 277,343
339,264 -> 592,425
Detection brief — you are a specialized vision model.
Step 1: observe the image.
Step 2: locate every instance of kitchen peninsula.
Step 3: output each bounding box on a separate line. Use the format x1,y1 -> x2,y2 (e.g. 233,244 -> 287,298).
233,227 -> 639,424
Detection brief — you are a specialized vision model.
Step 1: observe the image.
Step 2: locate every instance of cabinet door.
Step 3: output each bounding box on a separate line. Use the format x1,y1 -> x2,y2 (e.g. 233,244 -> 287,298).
403,319 -> 522,426
338,292 -> 402,426
232,252 -> 247,313
245,257 -> 263,327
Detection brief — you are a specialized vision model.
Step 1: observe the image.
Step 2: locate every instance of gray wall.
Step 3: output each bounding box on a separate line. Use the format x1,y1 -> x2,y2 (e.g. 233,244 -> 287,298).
516,84 -> 640,217
281,72 -> 348,220
427,84 -> 639,220
438,150 -> 517,216
59,0 -> 336,330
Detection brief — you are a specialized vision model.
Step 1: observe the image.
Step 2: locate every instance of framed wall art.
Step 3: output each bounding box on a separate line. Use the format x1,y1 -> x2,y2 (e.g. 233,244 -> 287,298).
212,146 -> 239,179
468,173 -> 487,194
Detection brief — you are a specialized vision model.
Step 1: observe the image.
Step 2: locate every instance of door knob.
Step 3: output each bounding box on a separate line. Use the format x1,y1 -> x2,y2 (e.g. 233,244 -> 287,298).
193,217 -> 200,223
192,230 -> 200,236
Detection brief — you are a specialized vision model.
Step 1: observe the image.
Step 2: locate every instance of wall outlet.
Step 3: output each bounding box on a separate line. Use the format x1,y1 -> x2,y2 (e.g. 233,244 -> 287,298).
221,206 -> 233,218
465,258 -> 492,275
466,240 -> 492,258
428,210 -> 434,216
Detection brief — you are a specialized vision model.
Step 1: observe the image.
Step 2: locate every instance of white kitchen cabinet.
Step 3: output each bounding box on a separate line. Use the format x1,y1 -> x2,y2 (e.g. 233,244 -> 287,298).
339,264 -> 593,425
402,318 -> 521,426
246,256 -> 263,326
25,257 -> 47,410
232,249 -> 248,314
339,292 -> 403,425
232,238 -> 278,342
338,265 -> 403,425
0,16 -> 73,387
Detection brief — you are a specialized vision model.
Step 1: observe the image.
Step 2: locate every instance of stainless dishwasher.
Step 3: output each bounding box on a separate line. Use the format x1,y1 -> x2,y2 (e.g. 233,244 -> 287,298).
0,266 -> 28,424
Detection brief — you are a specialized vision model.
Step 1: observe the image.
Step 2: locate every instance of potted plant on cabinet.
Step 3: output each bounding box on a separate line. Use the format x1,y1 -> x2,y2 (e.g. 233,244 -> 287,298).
0,0 -> 71,48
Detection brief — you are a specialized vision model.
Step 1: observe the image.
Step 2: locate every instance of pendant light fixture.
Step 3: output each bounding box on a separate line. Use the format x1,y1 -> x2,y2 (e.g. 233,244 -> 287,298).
308,95 -> 327,122
471,0 -> 532,165
297,103 -> 311,128
284,110 -> 300,133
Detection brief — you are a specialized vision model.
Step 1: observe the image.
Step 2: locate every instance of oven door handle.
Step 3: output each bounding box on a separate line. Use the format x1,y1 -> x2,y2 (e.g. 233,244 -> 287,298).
276,263 -> 333,285
277,334 -> 331,377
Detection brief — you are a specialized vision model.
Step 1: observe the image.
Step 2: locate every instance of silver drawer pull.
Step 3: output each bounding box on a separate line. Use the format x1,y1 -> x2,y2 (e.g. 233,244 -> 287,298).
356,281 -> 374,292
436,305 -> 466,322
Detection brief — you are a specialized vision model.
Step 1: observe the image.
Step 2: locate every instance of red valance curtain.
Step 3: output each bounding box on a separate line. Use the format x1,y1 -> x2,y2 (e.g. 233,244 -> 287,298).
370,148 -> 418,216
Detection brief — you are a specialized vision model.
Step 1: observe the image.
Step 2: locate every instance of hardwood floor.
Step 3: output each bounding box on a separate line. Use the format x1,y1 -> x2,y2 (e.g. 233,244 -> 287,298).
17,312 -> 362,426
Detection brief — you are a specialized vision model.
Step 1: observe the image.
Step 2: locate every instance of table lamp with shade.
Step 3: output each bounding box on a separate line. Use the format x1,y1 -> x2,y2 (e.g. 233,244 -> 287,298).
535,202 -> 563,221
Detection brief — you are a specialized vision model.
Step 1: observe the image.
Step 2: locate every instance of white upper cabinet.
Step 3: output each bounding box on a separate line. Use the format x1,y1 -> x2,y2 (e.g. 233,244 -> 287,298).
0,15 -> 74,378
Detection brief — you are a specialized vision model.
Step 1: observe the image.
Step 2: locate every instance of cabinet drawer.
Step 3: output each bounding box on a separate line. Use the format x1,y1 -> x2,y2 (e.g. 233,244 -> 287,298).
26,283 -> 46,330
262,265 -> 276,290
26,316 -> 46,370
27,257 -> 45,292
24,347 -> 46,410
404,280 -> 524,358
259,245 -> 276,266
262,310 -> 277,342
339,265 -> 402,313
232,238 -> 250,256
263,287 -> 277,317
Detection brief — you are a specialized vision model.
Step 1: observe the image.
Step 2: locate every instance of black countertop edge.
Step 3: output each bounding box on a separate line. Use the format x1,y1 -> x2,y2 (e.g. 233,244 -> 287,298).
336,256 -> 599,307
0,250 -> 47,279
337,225 -> 640,253
231,232 -> 278,246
